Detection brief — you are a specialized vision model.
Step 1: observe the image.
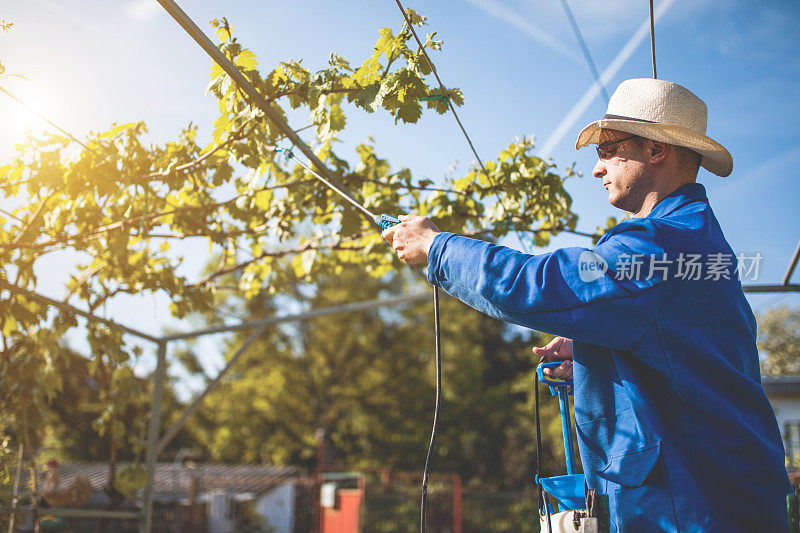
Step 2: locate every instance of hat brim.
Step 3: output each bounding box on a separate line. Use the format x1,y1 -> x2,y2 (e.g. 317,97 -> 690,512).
575,119 -> 733,177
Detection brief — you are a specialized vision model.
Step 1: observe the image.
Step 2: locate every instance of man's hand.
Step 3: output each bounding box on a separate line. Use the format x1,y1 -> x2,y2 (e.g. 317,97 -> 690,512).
382,214 -> 441,265
532,336 -> 574,381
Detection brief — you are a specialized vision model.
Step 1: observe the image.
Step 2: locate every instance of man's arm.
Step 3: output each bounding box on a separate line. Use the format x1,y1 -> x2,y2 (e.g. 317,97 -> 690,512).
386,215 -> 667,349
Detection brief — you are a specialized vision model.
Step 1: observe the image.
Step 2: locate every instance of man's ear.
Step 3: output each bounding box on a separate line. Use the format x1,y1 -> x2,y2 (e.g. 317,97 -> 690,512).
648,141 -> 669,164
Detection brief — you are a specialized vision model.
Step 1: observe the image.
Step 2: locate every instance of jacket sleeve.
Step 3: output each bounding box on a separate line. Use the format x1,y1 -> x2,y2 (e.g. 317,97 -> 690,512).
426,219 -> 666,349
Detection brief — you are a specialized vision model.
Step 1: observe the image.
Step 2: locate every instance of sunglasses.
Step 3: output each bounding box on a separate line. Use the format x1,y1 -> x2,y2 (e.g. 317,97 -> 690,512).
596,135 -> 638,160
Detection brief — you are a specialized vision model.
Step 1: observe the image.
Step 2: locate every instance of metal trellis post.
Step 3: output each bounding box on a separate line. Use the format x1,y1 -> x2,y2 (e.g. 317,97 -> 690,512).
141,340 -> 168,533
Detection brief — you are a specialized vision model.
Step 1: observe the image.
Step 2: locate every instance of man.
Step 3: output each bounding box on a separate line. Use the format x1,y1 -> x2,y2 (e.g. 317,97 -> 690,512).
383,78 -> 792,532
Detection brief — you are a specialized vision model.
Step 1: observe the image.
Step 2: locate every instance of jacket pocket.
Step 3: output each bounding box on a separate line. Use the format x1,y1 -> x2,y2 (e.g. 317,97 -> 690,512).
596,440 -> 662,488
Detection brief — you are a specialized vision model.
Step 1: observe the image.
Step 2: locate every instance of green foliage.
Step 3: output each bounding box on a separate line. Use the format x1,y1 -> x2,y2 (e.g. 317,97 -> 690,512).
366,496 -> 419,533
235,499 -> 275,533
366,480 -> 537,531
461,494 -> 537,532
116,464 -> 148,500
183,265 -> 565,489
0,19 -> 11,76
593,216 -> 618,245
0,436 -> 14,532
0,10 -> 584,496
38,347 -> 192,463
0,327 -> 71,441
187,269 -> 434,468
1,340 -> 189,493
1,13 -> 578,325
758,306 -> 800,376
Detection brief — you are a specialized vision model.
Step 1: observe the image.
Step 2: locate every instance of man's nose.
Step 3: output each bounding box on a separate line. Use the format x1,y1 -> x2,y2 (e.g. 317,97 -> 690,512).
592,159 -> 606,179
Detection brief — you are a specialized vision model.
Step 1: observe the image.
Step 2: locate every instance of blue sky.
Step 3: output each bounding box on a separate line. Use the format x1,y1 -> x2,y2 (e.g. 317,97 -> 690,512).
2,0 -> 799,383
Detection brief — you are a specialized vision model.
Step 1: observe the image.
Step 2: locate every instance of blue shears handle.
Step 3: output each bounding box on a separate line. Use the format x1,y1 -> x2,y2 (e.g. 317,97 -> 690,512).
536,362 -> 573,396
536,362 -> 578,474
375,214 -> 401,230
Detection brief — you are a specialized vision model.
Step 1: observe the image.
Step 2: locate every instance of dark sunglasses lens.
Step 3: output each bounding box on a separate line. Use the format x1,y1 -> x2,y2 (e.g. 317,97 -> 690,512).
596,136 -> 635,159
596,146 -> 612,159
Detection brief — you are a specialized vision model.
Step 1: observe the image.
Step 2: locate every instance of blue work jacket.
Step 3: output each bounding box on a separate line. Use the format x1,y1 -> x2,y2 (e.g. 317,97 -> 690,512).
426,183 -> 791,532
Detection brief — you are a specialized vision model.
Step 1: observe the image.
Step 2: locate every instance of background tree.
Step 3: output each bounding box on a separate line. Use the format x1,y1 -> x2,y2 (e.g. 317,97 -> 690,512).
183,264 -> 565,489
39,347 -> 194,472
758,306 -> 800,377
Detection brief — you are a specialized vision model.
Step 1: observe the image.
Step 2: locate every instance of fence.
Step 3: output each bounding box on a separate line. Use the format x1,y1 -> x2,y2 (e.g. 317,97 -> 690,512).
1,454 -> 539,533
294,474 -> 538,533
364,490 -> 537,532
460,492 -> 538,532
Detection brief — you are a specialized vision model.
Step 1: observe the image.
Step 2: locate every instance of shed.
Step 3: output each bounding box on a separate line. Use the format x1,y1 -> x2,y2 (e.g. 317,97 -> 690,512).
763,375 -> 800,470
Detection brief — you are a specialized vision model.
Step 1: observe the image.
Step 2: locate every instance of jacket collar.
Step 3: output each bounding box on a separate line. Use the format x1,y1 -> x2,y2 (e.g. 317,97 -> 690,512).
646,182 -> 708,220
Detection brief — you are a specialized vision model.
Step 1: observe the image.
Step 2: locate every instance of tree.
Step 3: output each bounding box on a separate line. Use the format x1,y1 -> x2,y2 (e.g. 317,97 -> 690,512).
758,306 -> 800,376
39,348 -> 193,465
182,264 -> 566,490
0,8 -> 588,509
186,268 -> 431,468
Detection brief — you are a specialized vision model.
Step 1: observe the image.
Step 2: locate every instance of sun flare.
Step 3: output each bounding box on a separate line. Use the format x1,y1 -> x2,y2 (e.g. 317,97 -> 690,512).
1,78 -> 60,140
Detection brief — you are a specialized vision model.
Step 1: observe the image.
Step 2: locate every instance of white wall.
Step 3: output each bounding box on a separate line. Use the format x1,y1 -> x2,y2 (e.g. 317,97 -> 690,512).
207,491 -> 236,533
767,396 -> 800,458
256,483 -> 296,533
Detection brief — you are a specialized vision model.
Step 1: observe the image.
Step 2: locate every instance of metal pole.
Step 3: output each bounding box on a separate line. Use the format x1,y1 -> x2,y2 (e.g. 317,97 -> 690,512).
11,508 -> 142,520
452,474 -> 462,533
557,0 -> 610,105
155,323 -> 269,456
649,0 -> 657,79
0,280 -> 161,343
313,428 -> 326,533
7,442 -> 23,533
743,284 -> 800,294
153,0 -> 359,203
162,292 -> 429,342
782,239 -> 800,286
141,340 -> 168,533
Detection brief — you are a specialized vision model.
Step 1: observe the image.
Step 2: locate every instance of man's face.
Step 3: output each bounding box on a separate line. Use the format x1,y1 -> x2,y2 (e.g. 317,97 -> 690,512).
592,129 -> 651,213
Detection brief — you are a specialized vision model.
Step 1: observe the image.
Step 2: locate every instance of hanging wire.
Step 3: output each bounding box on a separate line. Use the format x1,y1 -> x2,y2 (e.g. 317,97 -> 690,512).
282,150 -> 377,220
534,356 -> 554,533
393,0 -> 531,253
649,0 -> 657,79
419,285 -> 443,533
557,0 -> 610,105
0,86 -> 95,153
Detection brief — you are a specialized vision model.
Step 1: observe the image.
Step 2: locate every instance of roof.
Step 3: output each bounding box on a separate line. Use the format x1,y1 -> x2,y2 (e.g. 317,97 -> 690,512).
18,462 -> 299,498
762,375 -> 800,397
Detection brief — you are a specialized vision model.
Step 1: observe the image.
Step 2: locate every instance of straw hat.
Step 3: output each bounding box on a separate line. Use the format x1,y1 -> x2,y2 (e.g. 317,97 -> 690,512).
575,78 -> 733,177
